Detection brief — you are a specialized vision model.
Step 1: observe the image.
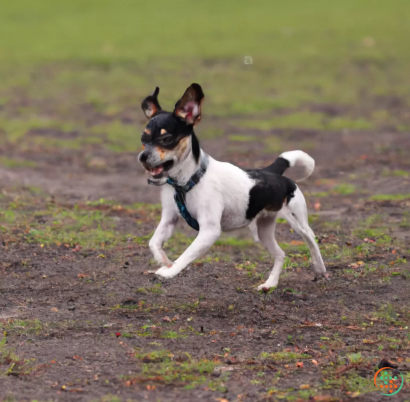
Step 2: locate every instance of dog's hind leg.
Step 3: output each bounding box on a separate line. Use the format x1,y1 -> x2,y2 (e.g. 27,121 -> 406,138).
256,214 -> 286,290
280,187 -> 328,280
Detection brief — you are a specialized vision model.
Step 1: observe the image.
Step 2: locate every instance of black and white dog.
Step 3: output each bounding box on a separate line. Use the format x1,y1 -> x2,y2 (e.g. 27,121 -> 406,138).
139,84 -> 329,290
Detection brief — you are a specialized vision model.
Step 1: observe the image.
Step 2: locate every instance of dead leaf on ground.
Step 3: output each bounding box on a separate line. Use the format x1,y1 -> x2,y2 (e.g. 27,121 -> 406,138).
290,240 -> 305,246
362,339 -> 381,344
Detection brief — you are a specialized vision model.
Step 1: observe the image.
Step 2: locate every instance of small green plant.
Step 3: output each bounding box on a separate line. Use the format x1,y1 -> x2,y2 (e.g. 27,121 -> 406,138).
332,184 -> 356,195
347,352 -> 362,364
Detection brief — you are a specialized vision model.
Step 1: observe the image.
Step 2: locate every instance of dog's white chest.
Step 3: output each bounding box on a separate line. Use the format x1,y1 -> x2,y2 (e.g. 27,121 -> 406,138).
182,160 -> 254,232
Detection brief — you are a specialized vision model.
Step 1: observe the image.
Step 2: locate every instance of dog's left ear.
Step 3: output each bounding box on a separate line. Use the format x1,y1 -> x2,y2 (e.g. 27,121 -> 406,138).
174,83 -> 204,125
141,87 -> 162,120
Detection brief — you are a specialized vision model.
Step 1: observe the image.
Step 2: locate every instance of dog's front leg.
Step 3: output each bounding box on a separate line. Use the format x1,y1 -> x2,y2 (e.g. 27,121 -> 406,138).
155,221 -> 221,279
149,210 -> 179,267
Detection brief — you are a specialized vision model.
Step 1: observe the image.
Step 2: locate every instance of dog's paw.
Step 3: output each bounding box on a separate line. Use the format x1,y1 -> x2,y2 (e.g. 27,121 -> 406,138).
257,283 -> 277,292
313,272 -> 330,282
155,266 -> 178,279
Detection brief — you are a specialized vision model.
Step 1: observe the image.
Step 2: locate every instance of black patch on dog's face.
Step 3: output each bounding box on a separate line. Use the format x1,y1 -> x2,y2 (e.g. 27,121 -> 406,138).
245,170 -> 297,220
141,112 -> 193,150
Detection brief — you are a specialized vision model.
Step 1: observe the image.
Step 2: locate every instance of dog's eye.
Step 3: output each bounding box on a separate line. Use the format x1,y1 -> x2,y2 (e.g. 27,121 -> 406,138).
159,136 -> 173,145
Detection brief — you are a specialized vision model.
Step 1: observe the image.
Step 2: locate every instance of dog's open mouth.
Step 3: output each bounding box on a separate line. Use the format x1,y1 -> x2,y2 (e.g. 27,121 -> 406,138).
143,160 -> 174,178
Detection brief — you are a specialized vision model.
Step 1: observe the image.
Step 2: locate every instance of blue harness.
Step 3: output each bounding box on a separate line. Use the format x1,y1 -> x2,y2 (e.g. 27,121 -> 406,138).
148,155 -> 208,231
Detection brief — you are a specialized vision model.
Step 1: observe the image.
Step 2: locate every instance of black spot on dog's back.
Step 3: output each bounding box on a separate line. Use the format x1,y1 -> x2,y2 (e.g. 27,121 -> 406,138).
245,170 -> 297,220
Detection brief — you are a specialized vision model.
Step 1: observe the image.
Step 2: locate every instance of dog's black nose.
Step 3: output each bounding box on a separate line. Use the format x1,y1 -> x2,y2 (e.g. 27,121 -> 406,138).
139,152 -> 148,163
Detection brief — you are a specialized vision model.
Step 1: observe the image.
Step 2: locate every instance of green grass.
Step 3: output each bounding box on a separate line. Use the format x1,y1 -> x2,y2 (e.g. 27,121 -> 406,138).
370,194 -> 410,201
332,184 -> 356,195
129,350 -> 220,389
1,1 -> 408,64
0,157 -> 36,169
382,169 -> 410,178
236,113 -> 373,132
260,351 -> 311,362
0,192 -> 159,249
0,0 -> 410,155
1,320 -> 43,336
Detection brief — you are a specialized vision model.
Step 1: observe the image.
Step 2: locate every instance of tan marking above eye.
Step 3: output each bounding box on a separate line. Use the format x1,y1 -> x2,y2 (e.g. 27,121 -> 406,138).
144,128 -> 151,135
160,129 -> 167,135
156,146 -> 169,160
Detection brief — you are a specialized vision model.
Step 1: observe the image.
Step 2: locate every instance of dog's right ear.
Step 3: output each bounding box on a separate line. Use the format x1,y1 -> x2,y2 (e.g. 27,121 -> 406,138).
174,83 -> 204,125
141,87 -> 162,120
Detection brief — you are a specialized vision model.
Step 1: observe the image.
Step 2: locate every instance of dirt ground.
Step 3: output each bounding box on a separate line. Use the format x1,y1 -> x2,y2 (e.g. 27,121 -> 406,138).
1,99 -> 410,402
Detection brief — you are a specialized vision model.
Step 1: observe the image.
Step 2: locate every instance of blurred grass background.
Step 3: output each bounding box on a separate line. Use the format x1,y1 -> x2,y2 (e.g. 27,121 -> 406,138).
0,0 -> 409,153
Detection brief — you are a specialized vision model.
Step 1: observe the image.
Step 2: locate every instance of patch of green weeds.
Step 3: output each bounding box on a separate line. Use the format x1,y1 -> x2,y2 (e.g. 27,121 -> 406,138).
382,169 -> 409,178
374,303 -> 400,324
236,113 -> 372,132
0,335 -> 34,377
2,319 -> 43,336
370,194 -> 410,201
347,352 -> 363,364
236,261 -> 258,277
332,184 -> 356,195
0,117 -> 77,143
180,299 -> 200,311
0,192 -> 158,249
215,237 -> 255,247
352,214 -> 390,240
161,331 -> 185,339
0,157 -> 36,168
135,283 -> 163,295
260,350 -> 311,362
128,350 -> 220,389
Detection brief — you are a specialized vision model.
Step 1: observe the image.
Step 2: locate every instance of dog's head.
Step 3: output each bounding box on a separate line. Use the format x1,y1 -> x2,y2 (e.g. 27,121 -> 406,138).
138,83 -> 204,184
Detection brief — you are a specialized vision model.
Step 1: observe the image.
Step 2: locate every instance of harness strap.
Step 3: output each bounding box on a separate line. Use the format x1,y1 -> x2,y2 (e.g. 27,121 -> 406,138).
166,154 -> 208,231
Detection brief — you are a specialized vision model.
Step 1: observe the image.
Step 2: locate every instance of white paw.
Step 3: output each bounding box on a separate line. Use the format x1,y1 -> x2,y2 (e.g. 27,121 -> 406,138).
155,266 -> 179,279
257,282 -> 277,292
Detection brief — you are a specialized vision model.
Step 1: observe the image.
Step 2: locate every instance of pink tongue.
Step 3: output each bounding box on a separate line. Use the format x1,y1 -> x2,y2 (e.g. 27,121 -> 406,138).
152,166 -> 164,175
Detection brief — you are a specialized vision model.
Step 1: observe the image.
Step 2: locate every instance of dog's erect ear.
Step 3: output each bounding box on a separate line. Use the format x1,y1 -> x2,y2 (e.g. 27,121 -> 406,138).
141,87 -> 162,120
174,83 -> 204,125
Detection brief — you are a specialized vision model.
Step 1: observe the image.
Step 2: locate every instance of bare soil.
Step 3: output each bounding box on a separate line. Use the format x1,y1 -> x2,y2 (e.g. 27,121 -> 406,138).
1,108 -> 410,401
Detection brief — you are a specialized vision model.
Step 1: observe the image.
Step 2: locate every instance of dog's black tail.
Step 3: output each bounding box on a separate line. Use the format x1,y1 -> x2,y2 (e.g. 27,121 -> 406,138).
263,150 -> 315,182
